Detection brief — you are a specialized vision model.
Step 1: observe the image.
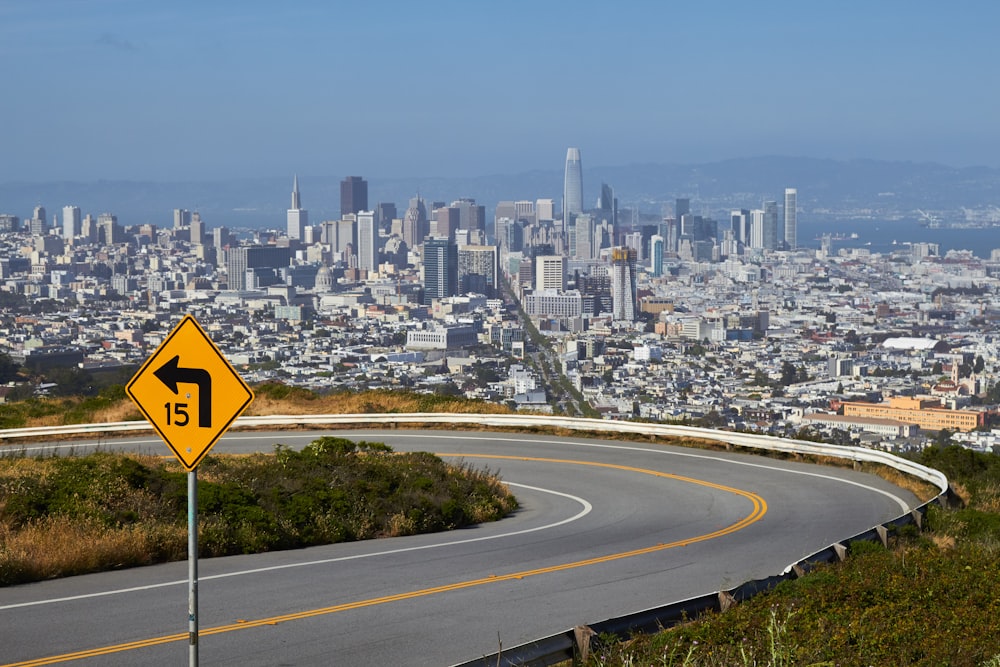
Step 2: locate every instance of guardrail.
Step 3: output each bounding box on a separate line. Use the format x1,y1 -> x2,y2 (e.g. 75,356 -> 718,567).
0,413 -> 950,667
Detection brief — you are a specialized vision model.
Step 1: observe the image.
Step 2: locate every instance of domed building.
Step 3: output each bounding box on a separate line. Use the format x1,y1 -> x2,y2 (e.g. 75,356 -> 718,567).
314,264 -> 334,292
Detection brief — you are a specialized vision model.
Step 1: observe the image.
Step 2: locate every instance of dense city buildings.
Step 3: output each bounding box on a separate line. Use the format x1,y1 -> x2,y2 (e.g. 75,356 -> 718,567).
3,147 -> 1000,453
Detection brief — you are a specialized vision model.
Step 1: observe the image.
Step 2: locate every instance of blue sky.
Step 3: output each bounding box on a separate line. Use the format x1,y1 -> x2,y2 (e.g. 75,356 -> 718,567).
2,1 -> 997,182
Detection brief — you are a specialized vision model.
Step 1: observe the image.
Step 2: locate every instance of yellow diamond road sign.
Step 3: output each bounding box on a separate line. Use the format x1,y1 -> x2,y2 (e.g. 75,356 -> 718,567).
127,314 -> 254,471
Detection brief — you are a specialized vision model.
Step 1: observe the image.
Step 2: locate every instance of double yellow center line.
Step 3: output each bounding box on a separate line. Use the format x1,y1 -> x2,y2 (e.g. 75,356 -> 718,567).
3,454 -> 767,666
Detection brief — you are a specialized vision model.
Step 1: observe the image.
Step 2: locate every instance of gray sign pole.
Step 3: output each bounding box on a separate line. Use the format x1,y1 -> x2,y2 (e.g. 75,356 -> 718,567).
189,468 -> 199,666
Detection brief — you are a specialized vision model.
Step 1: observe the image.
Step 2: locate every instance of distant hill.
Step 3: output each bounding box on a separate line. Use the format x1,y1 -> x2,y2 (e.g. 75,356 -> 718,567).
2,157 -> 999,230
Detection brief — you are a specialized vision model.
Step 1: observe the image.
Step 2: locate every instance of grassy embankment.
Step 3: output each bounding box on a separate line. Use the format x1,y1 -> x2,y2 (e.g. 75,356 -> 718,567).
0,436 -> 516,586
576,444 -> 1000,667
0,383 -> 522,586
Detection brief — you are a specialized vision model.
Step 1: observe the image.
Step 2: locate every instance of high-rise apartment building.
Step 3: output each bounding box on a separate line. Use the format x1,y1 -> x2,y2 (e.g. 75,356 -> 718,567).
356,210 -> 378,272
62,206 -> 81,242
340,176 -> 368,218
563,147 -> 583,222
422,237 -> 458,305
611,247 -> 637,322
650,235 -> 664,277
784,188 -> 797,249
287,175 -> 308,241
763,200 -> 779,250
458,245 -> 499,296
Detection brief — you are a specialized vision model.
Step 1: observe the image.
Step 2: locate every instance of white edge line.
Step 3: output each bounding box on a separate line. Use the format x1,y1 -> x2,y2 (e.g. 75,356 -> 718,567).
0,482 -> 591,611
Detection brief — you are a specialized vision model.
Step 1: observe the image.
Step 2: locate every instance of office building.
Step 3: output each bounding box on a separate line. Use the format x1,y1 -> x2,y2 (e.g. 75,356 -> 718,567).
190,213 -> 205,245
173,209 -> 191,229
226,245 -> 292,291
287,175 -> 308,241
676,198 -> 690,219
536,198 -> 555,222
611,247 -> 637,322
356,210 -> 378,273
97,213 -> 123,245
535,255 -> 566,292
731,209 -> 751,246
403,196 -> 428,248
598,182 -> 617,228
563,147 -> 583,222
784,188 -> 797,249
29,206 -> 47,236
375,202 -> 396,230
433,205 -> 460,239
62,206 -> 81,242
422,237 -> 458,305
451,198 -> 485,232
574,214 -> 596,260
340,176 -> 368,217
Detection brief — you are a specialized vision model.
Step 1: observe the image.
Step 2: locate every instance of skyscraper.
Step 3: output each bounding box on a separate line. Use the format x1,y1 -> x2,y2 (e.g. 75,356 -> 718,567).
356,210 -> 378,272
403,196 -> 428,248
340,176 -> 368,218
422,237 -> 458,305
62,206 -> 81,242
610,247 -> 637,322
287,175 -> 308,241
650,235 -> 664,277
784,188 -> 797,249
598,182 -> 617,229
563,147 -> 583,222
763,200 -> 779,251
676,198 -> 690,219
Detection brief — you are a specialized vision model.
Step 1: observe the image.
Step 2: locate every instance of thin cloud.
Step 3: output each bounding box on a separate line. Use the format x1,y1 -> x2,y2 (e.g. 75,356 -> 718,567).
96,32 -> 138,52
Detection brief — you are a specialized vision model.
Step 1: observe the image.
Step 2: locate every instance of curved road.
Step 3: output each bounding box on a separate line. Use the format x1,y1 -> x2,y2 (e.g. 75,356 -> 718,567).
1,430 -> 918,666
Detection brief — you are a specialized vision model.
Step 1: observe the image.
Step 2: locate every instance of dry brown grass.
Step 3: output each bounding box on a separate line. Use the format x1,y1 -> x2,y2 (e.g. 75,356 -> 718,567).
0,515 -> 186,581
91,401 -> 142,424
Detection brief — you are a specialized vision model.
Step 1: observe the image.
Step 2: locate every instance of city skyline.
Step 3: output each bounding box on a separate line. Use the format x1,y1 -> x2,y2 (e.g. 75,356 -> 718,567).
2,2 -> 999,184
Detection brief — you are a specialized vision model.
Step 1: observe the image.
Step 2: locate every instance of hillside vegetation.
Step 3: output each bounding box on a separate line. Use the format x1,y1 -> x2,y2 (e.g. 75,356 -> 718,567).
0,383 -> 514,430
0,436 -> 516,586
579,445 -> 1000,667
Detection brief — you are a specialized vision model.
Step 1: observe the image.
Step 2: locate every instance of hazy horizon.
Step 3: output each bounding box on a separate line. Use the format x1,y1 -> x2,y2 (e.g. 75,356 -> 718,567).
3,2 -> 999,183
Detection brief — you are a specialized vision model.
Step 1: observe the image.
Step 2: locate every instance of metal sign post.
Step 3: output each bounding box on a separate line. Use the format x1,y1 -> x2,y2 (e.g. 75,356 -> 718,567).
188,468 -> 199,666
126,314 -> 254,667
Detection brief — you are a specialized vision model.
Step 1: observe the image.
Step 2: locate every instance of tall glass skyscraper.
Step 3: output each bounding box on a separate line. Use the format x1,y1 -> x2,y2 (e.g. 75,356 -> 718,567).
563,147 -> 583,222
784,188 -> 797,249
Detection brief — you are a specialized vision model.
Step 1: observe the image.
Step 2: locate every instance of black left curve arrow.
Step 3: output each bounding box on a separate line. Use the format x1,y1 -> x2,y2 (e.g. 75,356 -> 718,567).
153,355 -> 212,428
